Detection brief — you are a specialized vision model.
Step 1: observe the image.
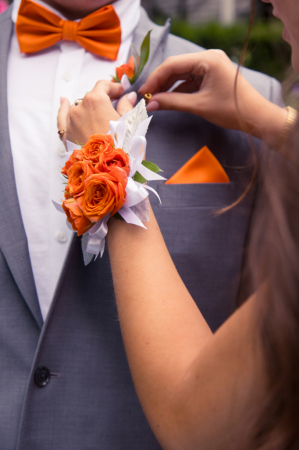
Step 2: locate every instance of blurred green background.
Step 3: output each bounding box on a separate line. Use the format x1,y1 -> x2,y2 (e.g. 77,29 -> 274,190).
141,1 -> 291,82
169,19 -> 290,82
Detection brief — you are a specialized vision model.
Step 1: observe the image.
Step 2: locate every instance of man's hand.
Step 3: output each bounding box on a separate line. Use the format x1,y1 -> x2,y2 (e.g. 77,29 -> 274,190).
57,80 -> 137,146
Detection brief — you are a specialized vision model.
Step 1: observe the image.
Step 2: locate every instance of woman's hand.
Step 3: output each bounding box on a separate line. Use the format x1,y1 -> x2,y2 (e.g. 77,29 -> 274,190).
139,50 -> 287,144
57,80 -> 137,146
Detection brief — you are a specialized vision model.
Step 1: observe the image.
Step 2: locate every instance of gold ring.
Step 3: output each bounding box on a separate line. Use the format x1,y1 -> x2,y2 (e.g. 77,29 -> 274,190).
144,93 -> 152,104
58,129 -> 66,140
75,98 -> 83,106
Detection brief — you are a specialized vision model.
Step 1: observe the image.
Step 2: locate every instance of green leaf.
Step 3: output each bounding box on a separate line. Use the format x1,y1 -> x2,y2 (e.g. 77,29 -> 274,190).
113,212 -> 125,221
111,74 -> 120,83
131,43 -> 140,74
133,171 -> 147,184
130,30 -> 152,83
141,160 -> 163,174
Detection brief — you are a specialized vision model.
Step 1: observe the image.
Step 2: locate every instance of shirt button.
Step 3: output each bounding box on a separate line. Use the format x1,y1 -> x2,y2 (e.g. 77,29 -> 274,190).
56,231 -> 68,243
57,144 -> 66,157
62,71 -> 72,82
34,367 -> 51,387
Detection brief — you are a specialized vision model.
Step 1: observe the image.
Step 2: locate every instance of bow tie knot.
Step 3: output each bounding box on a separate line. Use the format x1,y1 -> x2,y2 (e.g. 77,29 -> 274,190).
62,20 -> 78,42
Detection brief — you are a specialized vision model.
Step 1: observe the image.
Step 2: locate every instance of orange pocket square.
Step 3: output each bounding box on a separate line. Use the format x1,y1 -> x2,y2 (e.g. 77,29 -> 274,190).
165,146 -> 230,184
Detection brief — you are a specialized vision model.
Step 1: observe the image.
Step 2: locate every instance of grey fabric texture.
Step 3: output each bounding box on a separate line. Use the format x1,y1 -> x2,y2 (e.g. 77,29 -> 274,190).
0,5 -> 283,450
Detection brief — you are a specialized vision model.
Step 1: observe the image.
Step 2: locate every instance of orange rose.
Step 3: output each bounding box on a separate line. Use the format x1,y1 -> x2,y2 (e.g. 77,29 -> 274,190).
81,167 -> 127,222
68,161 -> 95,197
61,149 -> 83,176
116,55 -> 135,81
95,147 -> 130,176
81,134 -> 114,163
62,199 -> 92,236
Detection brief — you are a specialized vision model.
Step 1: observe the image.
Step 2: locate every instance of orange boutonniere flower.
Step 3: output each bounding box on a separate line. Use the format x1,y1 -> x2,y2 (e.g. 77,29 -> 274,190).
112,30 -> 152,86
115,56 -> 135,82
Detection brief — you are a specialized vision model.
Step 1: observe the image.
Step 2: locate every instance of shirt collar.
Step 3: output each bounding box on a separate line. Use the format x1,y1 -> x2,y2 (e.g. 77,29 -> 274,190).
12,0 -> 141,43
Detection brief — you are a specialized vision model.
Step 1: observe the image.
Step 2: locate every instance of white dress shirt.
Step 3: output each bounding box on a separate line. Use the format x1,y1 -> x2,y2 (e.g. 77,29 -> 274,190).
7,0 -> 140,320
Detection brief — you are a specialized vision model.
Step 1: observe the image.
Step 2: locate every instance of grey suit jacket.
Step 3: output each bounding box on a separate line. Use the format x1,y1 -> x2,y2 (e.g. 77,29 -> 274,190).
0,5 -> 283,450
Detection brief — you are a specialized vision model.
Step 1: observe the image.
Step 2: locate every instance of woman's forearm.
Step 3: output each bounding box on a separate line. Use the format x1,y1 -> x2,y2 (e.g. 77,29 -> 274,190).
107,207 -> 212,444
107,207 -> 265,449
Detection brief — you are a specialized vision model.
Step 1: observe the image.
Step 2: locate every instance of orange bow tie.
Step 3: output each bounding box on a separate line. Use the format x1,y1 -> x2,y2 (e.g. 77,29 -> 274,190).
16,0 -> 122,60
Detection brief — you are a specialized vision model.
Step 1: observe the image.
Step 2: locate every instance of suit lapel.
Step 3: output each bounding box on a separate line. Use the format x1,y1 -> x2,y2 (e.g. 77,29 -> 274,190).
127,8 -> 171,93
0,8 -> 43,329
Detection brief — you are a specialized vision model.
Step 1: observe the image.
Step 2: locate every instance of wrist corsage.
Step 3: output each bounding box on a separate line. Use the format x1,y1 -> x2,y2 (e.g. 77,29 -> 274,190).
53,100 -> 165,265
112,30 -> 151,90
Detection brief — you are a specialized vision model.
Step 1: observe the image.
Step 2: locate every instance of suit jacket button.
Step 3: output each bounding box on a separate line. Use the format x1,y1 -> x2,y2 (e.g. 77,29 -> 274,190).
34,367 -> 51,387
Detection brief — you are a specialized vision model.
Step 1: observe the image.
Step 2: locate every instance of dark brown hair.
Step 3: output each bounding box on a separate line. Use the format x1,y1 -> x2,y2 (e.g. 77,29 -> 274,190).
239,1 -> 299,447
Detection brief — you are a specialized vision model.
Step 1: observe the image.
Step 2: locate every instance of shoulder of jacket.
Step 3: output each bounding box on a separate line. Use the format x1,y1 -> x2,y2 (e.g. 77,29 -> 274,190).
165,33 -> 205,56
0,4 -> 13,25
136,8 -> 204,53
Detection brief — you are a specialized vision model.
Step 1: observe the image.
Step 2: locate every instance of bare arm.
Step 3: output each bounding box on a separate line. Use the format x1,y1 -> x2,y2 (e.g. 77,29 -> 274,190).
107,208 -> 265,450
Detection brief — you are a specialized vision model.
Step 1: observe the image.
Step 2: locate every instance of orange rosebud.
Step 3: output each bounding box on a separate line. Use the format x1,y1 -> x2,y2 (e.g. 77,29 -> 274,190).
95,147 -> 130,176
82,167 -> 127,222
68,161 -> 95,197
61,150 -> 83,176
81,134 -> 114,163
116,55 -> 135,81
62,199 -> 93,236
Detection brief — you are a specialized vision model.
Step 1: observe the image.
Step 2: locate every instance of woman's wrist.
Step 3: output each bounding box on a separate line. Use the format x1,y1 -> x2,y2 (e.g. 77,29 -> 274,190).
248,100 -> 288,147
261,104 -> 288,147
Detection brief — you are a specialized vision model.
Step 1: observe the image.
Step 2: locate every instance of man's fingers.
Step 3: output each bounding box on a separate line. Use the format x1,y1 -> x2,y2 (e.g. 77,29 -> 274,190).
57,97 -> 70,145
94,80 -> 124,100
116,92 -> 137,116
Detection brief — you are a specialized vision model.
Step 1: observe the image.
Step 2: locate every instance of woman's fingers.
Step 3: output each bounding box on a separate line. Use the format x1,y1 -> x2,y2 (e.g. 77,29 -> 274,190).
116,92 -> 137,116
147,91 -> 201,114
139,53 -> 204,95
57,97 -> 70,146
172,78 -> 204,94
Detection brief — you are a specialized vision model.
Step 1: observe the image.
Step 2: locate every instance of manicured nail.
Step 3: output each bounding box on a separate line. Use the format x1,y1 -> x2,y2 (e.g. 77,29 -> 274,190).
127,92 -> 137,104
146,100 -> 159,112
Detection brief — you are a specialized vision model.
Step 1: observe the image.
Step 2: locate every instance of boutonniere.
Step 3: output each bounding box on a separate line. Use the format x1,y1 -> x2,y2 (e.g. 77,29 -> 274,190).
112,30 -> 152,90
53,99 -> 166,265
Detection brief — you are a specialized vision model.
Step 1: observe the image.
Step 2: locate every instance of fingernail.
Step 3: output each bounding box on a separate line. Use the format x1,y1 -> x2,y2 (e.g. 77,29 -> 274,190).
127,92 -> 137,104
60,97 -> 65,104
146,101 -> 159,112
